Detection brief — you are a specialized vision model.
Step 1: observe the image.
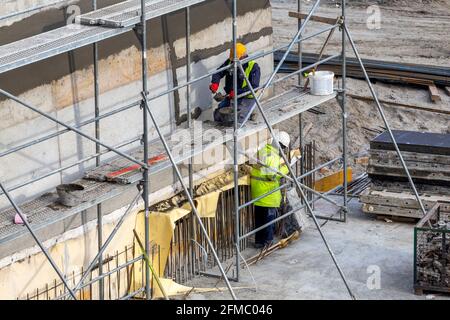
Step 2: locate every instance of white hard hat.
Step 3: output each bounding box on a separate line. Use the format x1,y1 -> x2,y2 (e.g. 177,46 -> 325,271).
271,131 -> 290,148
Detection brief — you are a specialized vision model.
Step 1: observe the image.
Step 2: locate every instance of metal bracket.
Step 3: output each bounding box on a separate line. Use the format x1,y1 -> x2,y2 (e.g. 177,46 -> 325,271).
336,91 -> 347,112
133,24 -> 144,44
338,16 -> 345,31
339,206 -> 349,215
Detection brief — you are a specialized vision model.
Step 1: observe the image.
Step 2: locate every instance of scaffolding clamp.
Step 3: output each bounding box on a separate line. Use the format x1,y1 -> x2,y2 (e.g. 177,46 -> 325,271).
338,16 -> 345,30
133,24 -> 144,44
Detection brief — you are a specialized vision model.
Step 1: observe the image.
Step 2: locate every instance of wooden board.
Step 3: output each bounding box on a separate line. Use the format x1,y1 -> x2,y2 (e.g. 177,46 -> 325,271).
288,11 -> 338,25
314,168 -> 352,192
362,203 -> 424,218
428,84 -> 442,103
360,188 -> 450,211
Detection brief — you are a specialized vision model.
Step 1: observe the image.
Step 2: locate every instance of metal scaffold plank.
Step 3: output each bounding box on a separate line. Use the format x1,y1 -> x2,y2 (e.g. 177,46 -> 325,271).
77,0 -> 206,28
0,180 -> 130,246
0,0 -> 207,74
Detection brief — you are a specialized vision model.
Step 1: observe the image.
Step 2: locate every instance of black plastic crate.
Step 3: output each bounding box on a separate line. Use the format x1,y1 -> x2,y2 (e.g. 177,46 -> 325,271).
414,203 -> 450,295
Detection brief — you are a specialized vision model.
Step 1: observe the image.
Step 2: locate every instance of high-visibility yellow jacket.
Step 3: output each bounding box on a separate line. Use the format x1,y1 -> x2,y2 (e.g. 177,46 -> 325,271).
250,144 -> 289,207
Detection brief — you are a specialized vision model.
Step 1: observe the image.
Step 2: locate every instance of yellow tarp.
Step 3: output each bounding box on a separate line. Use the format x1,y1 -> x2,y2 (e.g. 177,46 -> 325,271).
132,174 -> 251,298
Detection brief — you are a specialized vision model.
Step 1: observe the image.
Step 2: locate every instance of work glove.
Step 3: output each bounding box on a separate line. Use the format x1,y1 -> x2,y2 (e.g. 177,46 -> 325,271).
209,83 -> 219,93
228,90 -> 235,99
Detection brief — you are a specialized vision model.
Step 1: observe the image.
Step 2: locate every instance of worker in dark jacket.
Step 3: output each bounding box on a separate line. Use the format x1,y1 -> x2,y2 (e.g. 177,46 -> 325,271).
209,42 -> 261,124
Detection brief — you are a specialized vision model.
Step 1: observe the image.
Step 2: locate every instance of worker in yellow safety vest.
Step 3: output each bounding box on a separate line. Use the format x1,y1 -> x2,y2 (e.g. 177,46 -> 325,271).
209,42 -> 261,124
250,131 -> 291,248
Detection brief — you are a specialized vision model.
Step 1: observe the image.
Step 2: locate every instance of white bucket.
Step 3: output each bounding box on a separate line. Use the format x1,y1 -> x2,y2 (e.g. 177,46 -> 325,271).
309,71 -> 334,96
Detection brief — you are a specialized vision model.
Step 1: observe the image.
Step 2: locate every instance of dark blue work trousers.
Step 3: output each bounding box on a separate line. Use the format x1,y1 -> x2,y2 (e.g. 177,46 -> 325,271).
254,206 -> 277,245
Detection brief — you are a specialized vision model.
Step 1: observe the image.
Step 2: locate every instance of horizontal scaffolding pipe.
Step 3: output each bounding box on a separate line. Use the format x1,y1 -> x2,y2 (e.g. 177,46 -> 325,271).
236,53 -> 341,101
239,187 -> 336,241
238,156 -> 341,210
0,136 -> 141,196
0,88 -> 147,168
71,255 -> 143,292
272,53 -> 341,86
0,99 -> 141,158
145,24 -> 338,104
0,0 -> 65,21
0,24 -> 337,160
119,287 -> 145,300
236,145 -> 341,208
240,24 -> 339,65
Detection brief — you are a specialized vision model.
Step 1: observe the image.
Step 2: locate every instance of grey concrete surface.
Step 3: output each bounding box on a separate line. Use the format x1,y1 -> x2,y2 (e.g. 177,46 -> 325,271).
184,196 -> 449,300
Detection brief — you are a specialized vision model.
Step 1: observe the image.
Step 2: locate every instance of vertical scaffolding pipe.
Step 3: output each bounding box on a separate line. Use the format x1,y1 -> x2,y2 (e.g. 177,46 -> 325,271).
297,0 -> 304,203
232,0 -> 240,281
91,0 -> 104,300
297,0 -> 302,87
341,0 -> 348,221
185,6 -> 196,277
139,0 -> 151,300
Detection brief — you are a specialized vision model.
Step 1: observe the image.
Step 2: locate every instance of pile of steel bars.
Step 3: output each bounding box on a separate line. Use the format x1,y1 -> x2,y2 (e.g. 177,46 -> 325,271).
275,51 -> 450,87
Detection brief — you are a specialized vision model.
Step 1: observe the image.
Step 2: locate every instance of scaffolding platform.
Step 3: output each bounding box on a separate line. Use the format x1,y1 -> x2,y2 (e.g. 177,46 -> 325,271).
0,180 -> 130,247
0,0 -> 207,74
0,89 -> 335,247
85,89 -> 336,184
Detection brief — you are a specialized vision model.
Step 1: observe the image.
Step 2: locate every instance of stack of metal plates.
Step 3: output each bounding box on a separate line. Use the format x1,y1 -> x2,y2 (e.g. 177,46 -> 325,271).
368,130 -> 450,185
361,131 -> 450,219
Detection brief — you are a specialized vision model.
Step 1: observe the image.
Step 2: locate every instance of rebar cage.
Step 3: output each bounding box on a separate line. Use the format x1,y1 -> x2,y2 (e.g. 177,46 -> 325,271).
414,203 -> 450,294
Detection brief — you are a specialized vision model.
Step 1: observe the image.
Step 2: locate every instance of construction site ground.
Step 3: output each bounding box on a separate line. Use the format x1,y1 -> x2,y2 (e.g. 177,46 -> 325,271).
181,1 -> 450,300
183,196 -> 449,300
273,0 -> 450,176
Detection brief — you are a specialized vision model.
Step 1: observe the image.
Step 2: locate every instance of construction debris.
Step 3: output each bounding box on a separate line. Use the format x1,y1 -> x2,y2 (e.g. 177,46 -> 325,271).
414,203 -> 450,295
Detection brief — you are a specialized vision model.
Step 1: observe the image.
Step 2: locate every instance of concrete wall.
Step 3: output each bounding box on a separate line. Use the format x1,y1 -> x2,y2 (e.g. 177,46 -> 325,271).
0,0 -> 273,210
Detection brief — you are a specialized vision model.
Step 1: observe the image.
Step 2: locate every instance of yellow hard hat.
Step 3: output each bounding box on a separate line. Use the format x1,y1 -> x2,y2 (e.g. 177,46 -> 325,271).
229,42 -> 247,60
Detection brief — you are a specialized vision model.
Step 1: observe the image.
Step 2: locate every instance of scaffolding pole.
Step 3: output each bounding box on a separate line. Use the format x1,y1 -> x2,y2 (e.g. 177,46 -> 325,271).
91,0 -> 104,301
138,0 -> 152,300
341,0 -> 348,222
0,182 -> 77,300
232,0 -> 241,283
185,6 -> 197,280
